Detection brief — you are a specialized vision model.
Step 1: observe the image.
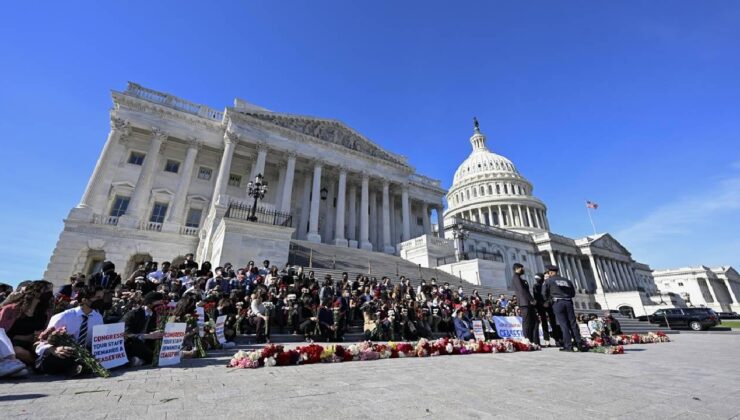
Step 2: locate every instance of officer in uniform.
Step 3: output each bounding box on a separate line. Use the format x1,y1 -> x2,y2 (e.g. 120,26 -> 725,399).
511,263 -> 537,343
533,272 -> 562,347
543,265 -> 583,352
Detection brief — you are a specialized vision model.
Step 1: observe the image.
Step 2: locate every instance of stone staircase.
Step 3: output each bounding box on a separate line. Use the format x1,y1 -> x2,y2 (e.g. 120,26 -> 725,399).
576,309 -> 670,334
287,239 -> 511,298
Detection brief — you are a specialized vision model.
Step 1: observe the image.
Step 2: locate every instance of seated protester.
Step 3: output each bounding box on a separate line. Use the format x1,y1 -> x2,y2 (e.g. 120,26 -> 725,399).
587,314 -> 605,338
398,306 -> 418,341
148,261 -> 171,284
35,286 -> 105,377
133,275 -> 155,295
56,274 -> 80,300
197,261 -> 213,278
265,266 -> 280,287
604,313 -> 622,336
0,281 -> 53,366
361,302 -> 378,340
259,260 -> 271,277
206,267 -> 230,294
296,298 -> 318,340
317,300 -> 337,342
481,308 -> 498,340
123,291 -> 166,366
217,297 -> 238,343
0,327 -> 29,378
172,295 -> 199,358
89,261 -> 122,291
453,309 -> 474,341
249,293 -> 270,343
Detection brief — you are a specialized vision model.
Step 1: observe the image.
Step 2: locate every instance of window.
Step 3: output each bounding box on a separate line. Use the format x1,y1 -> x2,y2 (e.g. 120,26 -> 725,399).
416,217 -> 423,226
678,282 -> 684,286
164,159 -> 180,173
128,152 -> 145,165
197,166 -> 212,180
109,196 -> 130,217
496,184 -> 501,194
228,174 -> 241,187
185,208 -> 203,228
149,202 -> 168,224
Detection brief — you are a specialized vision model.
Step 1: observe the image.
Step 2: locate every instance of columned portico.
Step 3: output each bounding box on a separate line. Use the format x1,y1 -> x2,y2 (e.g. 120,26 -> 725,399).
306,161 -> 323,243
212,131 -> 238,207
347,184 -> 357,247
401,185 -> 411,242
279,153 -> 297,213
249,145 -> 268,183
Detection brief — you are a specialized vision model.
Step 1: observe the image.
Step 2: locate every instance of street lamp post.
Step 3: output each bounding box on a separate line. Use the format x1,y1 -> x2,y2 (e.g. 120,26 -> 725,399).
452,223 -> 469,262
247,173 -> 268,222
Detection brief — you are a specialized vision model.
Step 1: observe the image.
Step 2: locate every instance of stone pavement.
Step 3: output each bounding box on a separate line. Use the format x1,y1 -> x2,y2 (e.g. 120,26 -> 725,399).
1,333 -> 739,420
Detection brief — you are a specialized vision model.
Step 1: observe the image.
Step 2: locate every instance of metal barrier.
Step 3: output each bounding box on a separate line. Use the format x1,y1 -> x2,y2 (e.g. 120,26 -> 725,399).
225,201 -> 292,227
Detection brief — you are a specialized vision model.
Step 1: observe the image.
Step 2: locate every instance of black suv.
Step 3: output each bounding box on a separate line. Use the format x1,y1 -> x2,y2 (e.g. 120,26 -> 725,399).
647,308 -> 720,331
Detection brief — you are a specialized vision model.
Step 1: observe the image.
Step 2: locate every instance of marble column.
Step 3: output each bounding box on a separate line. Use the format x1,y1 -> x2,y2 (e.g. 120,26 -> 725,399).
163,140 -> 200,232
382,181 -> 394,253
401,186 -> 411,242
507,205 -> 514,226
248,145 -> 268,183
370,191 -> 379,251
567,255 -> 580,289
617,263 -> 629,290
306,162 -> 323,243
119,128 -> 167,226
477,208 -> 484,225
333,168 -> 348,246
422,203 -> 431,234
279,154 -> 296,213
576,258 -> 588,291
359,174 -> 372,251
436,204 -> 445,237
79,117 -> 131,214
609,259 -> 624,291
347,184 -> 357,246
299,174 -> 311,240
588,255 -> 606,295
723,279 -> 739,304
212,131 -> 238,207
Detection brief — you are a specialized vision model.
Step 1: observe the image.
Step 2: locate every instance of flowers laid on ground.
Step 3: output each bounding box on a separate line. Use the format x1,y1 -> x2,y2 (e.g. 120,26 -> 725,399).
585,331 -> 670,349
39,326 -> 111,378
227,337 -> 540,369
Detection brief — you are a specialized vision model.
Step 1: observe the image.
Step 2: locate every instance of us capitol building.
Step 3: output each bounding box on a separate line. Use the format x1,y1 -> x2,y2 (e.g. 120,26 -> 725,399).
44,83 -> 739,316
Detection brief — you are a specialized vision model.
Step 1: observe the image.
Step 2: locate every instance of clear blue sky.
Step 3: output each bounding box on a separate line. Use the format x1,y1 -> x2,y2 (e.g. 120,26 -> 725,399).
1,1 -> 739,285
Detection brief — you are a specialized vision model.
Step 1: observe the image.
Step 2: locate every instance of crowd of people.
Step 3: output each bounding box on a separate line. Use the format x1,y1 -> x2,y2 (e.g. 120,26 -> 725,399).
0,251 -> 623,379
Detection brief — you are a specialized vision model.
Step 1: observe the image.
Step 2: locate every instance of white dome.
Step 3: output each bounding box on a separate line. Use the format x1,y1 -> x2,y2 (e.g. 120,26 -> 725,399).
445,122 -> 549,234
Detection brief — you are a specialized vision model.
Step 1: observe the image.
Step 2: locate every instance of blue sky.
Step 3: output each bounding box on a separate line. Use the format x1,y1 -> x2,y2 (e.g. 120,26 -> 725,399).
1,1 -> 739,285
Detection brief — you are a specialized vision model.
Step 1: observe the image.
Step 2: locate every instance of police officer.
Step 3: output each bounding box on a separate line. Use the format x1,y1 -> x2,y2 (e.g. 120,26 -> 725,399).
511,263 -> 537,343
533,272 -> 562,347
543,265 -> 583,352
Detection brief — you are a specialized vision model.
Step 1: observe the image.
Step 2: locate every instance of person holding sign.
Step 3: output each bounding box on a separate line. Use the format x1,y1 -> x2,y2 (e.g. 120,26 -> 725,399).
122,292 -> 166,366
543,265 -> 583,352
511,263 -> 537,344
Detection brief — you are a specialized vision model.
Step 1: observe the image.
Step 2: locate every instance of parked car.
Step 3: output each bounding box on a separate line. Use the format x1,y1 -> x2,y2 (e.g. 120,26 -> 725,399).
647,308 -> 720,331
717,312 -> 740,320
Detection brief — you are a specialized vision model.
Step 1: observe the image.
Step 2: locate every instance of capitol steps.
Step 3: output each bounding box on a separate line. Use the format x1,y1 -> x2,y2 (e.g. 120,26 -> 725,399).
287,239 -> 512,298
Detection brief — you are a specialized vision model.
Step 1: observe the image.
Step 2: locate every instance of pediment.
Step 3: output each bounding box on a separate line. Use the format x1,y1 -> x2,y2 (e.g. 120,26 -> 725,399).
590,234 -> 631,256
240,111 -> 408,167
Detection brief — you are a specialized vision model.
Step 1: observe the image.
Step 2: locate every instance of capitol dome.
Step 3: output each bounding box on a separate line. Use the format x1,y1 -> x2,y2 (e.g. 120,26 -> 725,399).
444,120 -> 549,234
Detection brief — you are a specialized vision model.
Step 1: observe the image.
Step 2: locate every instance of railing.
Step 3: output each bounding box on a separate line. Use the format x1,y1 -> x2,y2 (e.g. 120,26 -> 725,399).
180,226 -> 199,236
435,249 -> 504,266
225,201 -> 293,227
92,214 -> 119,226
125,82 -> 224,121
409,173 -> 442,188
399,234 -> 454,250
141,221 -> 163,232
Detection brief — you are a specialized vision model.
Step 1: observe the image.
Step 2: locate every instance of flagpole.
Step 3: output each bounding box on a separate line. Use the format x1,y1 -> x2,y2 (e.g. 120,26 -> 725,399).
586,203 -> 597,236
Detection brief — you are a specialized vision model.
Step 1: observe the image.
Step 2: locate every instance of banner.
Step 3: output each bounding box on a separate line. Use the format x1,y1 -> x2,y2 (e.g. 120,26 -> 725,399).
578,323 -> 592,338
196,307 -> 205,337
158,323 -> 187,367
492,316 -> 523,338
472,320 -> 485,341
91,323 -> 128,369
215,315 -> 227,344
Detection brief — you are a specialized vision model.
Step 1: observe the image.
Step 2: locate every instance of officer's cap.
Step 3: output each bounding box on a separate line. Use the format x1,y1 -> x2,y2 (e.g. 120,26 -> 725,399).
545,264 -> 559,272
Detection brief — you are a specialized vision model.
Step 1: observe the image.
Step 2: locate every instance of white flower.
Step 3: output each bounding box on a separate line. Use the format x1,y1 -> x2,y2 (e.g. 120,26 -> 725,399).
445,344 -> 453,353
265,356 -> 277,367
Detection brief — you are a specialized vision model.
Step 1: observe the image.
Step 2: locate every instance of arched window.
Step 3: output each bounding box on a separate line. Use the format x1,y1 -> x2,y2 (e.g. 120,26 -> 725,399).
496,184 -> 501,194
466,190 -> 470,200
473,189 -> 477,198
504,184 -> 509,194
480,186 -> 485,196
487,185 -> 493,194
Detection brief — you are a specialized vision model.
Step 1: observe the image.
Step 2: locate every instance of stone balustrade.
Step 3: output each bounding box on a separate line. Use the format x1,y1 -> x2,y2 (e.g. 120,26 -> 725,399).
125,82 -> 223,121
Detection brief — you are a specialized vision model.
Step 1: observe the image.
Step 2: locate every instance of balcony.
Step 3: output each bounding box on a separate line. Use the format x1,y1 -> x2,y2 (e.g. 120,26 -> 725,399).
141,221 -> 163,232
92,214 -> 119,226
225,201 -> 293,227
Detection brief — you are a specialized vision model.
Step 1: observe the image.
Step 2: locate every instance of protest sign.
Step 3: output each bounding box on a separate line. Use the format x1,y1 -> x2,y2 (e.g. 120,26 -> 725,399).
472,320 -> 485,341
92,323 -> 128,369
492,316 -> 523,338
578,323 -> 592,338
158,323 -> 187,367
196,307 -> 205,337
215,315 -> 227,344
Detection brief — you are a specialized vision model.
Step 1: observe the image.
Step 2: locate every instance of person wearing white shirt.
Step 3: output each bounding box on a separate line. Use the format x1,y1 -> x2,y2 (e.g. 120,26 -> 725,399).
35,287 -> 105,376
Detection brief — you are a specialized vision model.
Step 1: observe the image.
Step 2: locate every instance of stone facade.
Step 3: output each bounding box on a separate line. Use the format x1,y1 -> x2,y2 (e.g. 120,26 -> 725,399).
653,266 -> 740,313
44,83 -> 445,287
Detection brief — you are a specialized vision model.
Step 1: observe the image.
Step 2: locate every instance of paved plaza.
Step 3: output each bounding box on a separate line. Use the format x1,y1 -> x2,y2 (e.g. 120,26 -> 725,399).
1,333 -> 739,419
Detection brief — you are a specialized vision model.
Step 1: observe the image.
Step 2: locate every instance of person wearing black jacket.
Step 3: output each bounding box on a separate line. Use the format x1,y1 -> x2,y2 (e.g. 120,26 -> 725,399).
123,292 -> 165,365
88,261 -> 121,291
533,273 -> 562,347
511,263 -> 537,343
543,265 -> 583,352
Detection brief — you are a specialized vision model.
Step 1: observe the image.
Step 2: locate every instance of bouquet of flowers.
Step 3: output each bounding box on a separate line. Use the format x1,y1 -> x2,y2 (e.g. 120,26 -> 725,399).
151,305 -> 175,367
332,307 -> 341,340
39,326 -> 110,378
185,313 -> 207,358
